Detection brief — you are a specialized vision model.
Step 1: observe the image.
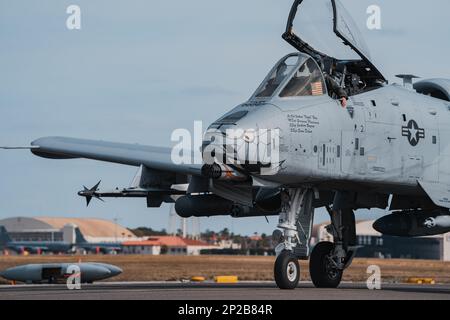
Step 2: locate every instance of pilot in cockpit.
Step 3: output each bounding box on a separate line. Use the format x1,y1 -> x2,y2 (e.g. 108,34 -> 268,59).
320,58 -> 348,108
254,54 -> 349,105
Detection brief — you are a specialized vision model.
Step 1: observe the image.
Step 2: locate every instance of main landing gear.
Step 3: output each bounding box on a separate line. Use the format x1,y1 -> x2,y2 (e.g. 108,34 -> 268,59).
272,189 -> 357,289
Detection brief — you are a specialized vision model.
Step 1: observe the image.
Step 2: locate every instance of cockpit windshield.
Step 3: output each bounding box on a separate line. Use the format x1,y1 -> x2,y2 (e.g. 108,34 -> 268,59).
254,55 -> 304,98
280,58 -> 325,97
253,53 -> 326,99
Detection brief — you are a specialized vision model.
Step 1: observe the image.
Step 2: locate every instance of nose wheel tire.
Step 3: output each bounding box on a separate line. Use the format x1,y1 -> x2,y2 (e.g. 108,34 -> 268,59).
274,250 -> 300,289
309,242 -> 343,288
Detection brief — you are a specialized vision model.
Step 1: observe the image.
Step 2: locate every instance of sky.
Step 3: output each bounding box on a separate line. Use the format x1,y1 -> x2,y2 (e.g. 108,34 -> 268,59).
1,0 -> 450,235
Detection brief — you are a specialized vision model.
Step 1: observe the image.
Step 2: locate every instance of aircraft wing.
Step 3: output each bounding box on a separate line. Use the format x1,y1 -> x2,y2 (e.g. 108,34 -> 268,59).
29,136 -> 202,176
418,181 -> 450,209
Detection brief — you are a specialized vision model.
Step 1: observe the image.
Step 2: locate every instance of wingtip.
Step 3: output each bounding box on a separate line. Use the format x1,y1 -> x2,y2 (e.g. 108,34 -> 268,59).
0,146 -> 39,150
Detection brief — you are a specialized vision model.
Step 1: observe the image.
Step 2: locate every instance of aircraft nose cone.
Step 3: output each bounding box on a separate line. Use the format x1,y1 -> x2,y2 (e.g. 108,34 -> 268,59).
87,266 -> 111,281
0,270 -> 13,281
373,213 -> 411,236
107,265 -> 123,277
87,263 -> 122,279
0,265 -> 27,281
372,219 -> 383,233
99,269 -> 112,278
373,215 -> 398,234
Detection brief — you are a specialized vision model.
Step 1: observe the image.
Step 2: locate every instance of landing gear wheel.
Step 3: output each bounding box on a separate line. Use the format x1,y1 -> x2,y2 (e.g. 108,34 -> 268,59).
310,242 -> 343,288
274,250 -> 300,290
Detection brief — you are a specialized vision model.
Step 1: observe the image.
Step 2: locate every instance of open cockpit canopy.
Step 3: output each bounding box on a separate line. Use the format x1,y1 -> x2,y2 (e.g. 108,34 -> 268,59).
282,0 -> 386,85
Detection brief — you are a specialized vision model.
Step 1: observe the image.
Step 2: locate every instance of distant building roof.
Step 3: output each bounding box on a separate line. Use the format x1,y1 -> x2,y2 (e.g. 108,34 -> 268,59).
123,236 -> 213,247
151,236 -> 187,247
183,238 -> 211,246
249,234 -> 263,241
0,216 -> 135,239
36,217 -> 135,238
0,217 -> 56,232
122,239 -> 162,246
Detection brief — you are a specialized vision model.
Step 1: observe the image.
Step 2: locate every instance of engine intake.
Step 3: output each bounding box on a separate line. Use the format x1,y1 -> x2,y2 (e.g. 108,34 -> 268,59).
414,79 -> 450,101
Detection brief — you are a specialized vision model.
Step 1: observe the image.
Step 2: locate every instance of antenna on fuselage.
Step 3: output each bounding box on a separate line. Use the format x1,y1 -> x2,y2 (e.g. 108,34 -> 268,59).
396,74 -> 420,90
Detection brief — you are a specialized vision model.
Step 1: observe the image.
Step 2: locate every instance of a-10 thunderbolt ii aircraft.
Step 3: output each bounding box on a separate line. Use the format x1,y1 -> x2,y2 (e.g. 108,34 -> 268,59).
3,0 -> 450,289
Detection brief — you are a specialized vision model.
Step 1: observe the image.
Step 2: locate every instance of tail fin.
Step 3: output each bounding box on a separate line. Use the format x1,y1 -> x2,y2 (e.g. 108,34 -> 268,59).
0,226 -> 12,245
75,227 -> 87,244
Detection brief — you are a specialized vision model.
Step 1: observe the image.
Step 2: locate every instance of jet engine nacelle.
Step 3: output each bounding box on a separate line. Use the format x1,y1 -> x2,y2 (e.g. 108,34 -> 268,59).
174,194 -> 279,218
373,211 -> 450,237
414,78 -> 450,102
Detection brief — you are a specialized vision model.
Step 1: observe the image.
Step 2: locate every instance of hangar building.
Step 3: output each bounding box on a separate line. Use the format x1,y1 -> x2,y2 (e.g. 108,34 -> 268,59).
0,216 -> 136,244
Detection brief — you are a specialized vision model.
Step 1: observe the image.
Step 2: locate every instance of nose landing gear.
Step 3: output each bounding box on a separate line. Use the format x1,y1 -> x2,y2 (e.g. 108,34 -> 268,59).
274,250 -> 300,289
273,188 -> 315,289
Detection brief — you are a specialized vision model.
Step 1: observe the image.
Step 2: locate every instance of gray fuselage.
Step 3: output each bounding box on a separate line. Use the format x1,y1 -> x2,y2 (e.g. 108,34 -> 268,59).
216,83 -> 449,201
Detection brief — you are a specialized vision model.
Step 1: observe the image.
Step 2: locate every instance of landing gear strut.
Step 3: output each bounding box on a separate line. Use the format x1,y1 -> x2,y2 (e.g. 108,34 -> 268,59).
273,188 -> 315,289
272,189 -> 357,289
309,191 -> 357,288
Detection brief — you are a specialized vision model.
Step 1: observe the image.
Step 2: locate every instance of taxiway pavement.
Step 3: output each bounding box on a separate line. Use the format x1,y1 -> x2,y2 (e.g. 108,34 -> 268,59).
0,281 -> 449,300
